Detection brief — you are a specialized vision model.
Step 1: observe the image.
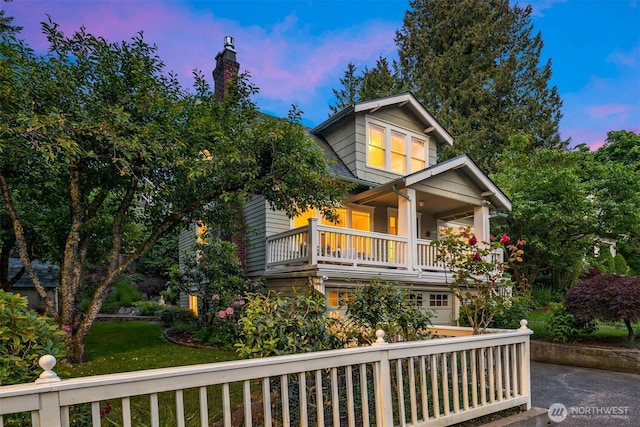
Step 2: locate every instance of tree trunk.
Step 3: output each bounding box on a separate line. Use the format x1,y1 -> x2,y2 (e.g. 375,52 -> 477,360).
624,318 -> 634,343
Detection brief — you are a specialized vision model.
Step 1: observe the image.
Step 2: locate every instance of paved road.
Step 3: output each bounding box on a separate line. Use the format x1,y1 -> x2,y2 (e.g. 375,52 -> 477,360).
531,362 -> 640,426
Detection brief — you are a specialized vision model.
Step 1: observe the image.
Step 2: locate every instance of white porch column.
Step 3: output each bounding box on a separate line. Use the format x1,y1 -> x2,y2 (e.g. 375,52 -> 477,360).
473,203 -> 491,244
397,188 -> 417,269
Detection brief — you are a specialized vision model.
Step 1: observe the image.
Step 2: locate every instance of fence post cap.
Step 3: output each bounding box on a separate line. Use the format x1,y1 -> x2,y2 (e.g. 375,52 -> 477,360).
371,329 -> 387,346
35,355 -> 61,383
518,319 -> 529,330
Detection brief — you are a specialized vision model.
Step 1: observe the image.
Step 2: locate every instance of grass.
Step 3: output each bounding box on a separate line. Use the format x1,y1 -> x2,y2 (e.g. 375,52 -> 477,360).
64,321 -> 245,426
526,309 -> 640,344
68,320 -> 239,377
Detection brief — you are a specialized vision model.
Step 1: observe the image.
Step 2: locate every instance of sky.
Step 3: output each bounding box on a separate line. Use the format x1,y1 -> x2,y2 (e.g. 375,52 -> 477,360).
4,0 -> 639,150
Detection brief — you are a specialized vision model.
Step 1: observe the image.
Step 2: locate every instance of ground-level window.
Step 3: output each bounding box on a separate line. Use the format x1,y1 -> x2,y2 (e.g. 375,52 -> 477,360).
327,290 -> 354,308
429,294 -> 449,307
407,292 -> 424,307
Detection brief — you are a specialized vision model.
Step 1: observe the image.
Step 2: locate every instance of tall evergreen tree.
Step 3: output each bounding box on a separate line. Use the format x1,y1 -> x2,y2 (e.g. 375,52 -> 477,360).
330,57 -> 401,114
329,62 -> 362,114
395,0 -> 564,171
360,56 -> 398,102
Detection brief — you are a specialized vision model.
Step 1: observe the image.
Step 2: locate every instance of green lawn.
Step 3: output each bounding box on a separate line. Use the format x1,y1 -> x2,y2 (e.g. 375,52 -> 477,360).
68,321 -> 239,378
526,309 -> 639,342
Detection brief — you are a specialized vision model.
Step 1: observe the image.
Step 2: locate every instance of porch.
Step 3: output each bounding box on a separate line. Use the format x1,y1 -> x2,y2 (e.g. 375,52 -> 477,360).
266,219 -> 503,276
0,322 -> 533,427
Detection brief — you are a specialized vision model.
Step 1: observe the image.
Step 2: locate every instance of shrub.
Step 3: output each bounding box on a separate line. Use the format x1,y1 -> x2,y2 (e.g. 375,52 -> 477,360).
236,287 -> 337,358
546,302 -> 596,343
564,273 -> 640,341
531,286 -> 563,307
0,290 -> 67,385
160,306 -> 197,330
134,300 -> 161,316
347,279 -> 433,342
491,293 -> 534,329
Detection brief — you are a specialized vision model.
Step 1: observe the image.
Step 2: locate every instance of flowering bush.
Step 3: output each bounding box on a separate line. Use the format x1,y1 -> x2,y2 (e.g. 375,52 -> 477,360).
432,227 -> 525,333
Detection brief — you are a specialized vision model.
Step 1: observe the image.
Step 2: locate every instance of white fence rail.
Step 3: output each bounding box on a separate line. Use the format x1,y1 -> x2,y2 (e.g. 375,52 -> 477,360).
0,322 -> 532,427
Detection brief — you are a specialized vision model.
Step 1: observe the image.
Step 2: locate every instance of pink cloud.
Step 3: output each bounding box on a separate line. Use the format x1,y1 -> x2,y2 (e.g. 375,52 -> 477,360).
588,104 -> 633,118
607,46 -> 639,67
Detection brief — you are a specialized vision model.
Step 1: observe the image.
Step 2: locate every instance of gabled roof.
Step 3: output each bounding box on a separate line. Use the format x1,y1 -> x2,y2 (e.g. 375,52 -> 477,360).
312,92 -> 454,147
349,154 -> 512,211
8,258 -> 59,289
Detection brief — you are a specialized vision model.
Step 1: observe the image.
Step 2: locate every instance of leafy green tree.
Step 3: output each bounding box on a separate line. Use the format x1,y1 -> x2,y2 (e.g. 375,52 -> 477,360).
595,130 -> 640,169
492,134 -> 640,289
0,19 -> 349,363
594,130 -> 640,274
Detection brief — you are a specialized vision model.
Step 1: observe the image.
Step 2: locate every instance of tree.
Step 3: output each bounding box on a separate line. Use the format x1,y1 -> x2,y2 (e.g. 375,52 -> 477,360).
0,19 -> 349,363
433,227 -> 525,333
491,133 -> 640,289
330,0 -> 565,172
594,131 -> 640,274
492,142 -> 593,288
564,273 -> 640,342
595,130 -> 640,169
329,62 -> 361,114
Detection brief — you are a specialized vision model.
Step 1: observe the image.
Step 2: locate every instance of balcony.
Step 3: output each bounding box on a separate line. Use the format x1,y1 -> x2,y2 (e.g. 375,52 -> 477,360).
266,219 -> 503,278
0,322 -> 533,427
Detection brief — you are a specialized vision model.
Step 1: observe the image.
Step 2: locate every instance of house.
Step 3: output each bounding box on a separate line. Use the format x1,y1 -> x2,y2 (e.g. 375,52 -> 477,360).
180,38 -> 512,325
7,257 -> 59,312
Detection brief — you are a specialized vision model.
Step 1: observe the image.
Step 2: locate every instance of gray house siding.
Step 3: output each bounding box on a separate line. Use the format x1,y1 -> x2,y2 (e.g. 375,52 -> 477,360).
321,117 -> 357,177
244,196 -> 267,277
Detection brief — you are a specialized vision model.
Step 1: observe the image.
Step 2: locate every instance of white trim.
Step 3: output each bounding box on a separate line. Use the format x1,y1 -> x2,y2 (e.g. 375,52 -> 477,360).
365,115 -> 429,175
355,93 -> 454,146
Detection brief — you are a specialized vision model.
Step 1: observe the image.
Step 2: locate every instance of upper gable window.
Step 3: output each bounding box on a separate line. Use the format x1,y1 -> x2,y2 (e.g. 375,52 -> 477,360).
366,117 -> 427,174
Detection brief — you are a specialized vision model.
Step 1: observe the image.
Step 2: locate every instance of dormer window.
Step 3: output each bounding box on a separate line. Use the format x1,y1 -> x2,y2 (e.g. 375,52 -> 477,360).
366,116 -> 427,174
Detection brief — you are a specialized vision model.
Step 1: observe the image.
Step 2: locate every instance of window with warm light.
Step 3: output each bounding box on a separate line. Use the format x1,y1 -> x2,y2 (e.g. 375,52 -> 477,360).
366,117 -> 428,174
328,290 -> 354,308
293,208 -> 317,229
368,124 -> 385,168
411,137 -> 426,171
429,294 -> 449,307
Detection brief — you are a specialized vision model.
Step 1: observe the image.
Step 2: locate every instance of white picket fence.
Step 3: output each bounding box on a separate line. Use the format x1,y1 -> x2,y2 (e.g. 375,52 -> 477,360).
0,322 -> 532,427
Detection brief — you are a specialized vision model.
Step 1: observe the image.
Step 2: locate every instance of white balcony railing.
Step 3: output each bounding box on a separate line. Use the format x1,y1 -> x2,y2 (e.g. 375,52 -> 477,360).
266,220 -> 503,274
0,322 -> 533,427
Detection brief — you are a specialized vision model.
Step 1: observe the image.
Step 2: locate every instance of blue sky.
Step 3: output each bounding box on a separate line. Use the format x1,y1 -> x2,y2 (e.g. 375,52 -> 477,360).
4,0 -> 639,149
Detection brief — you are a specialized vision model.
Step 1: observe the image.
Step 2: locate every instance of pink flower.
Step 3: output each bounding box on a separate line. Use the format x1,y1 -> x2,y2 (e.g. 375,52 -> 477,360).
225,307 -> 234,315
218,310 -> 226,318
468,235 -> 477,246
234,299 -> 245,306
212,294 -> 220,300
500,234 -> 510,244
517,239 -> 526,246
473,252 -> 482,261
63,325 -> 71,332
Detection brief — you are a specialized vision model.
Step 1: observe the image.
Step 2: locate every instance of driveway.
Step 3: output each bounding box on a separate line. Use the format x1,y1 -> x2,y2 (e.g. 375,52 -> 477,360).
531,361 -> 640,426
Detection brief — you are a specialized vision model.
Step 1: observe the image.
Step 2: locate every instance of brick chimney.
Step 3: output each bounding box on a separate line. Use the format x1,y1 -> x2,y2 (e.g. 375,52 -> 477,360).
213,36 -> 240,102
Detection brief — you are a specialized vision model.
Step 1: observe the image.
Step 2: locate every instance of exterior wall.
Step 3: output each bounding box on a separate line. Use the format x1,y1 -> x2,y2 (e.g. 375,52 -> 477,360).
428,138 -> 438,167
244,196 -> 268,277
419,171 -> 483,204
321,116 -> 357,176
12,287 -> 57,311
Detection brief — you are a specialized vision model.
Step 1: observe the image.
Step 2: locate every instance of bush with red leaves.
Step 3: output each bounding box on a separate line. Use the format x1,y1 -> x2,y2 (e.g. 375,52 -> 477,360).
564,274 -> 640,342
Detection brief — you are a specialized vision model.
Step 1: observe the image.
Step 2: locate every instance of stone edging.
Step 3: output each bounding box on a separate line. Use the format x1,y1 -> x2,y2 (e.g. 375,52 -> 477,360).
530,340 -> 640,374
